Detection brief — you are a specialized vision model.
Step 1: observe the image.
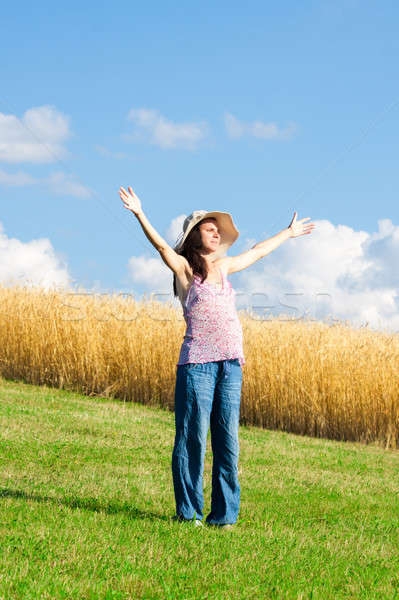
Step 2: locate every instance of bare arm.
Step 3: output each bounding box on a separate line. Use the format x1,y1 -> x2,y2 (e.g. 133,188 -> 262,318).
119,186 -> 186,275
225,212 -> 315,274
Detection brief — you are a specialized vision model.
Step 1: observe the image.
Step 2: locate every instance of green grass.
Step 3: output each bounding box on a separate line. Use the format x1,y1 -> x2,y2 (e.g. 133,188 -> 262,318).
1,377 -> 399,600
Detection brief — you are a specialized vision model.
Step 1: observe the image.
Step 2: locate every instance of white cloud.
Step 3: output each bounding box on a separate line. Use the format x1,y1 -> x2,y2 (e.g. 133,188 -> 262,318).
126,108 -> 209,150
0,221 -> 72,290
235,218 -> 399,334
45,171 -> 92,198
224,112 -> 297,140
0,168 -> 91,198
127,254 -> 174,300
0,105 -> 72,164
0,169 -> 37,186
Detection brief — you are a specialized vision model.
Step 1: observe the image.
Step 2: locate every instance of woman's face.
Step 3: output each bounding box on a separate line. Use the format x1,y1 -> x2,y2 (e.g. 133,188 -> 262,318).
199,218 -> 220,253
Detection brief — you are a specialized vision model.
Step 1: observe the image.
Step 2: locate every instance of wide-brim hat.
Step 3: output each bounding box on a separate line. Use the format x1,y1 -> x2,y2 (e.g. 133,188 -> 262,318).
173,210 -> 239,258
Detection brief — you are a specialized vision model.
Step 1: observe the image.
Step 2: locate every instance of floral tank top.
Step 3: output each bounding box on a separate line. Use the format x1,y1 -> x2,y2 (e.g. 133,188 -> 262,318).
176,267 -> 245,367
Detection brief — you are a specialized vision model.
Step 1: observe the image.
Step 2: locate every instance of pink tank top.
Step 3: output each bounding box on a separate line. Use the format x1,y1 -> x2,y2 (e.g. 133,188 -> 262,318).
177,267 -> 245,367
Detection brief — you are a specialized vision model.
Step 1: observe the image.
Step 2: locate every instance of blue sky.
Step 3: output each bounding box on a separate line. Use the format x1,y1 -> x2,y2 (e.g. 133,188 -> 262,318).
1,1 -> 398,332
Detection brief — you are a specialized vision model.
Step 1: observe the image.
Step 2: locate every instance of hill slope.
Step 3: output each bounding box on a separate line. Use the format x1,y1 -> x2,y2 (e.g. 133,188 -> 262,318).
1,378 -> 398,599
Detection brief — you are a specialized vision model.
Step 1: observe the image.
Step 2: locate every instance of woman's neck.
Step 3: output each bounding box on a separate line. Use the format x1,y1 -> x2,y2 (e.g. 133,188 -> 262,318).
200,253 -> 219,270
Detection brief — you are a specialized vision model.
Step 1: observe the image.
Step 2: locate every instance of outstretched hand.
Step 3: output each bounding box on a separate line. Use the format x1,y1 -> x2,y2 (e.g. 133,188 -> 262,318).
119,186 -> 142,216
288,212 -> 316,238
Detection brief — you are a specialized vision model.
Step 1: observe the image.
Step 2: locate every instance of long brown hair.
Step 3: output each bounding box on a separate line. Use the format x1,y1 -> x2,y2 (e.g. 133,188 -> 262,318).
172,217 -> 216,298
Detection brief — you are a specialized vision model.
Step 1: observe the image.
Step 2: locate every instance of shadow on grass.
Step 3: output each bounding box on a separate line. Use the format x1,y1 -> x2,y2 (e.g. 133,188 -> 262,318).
0,487 -> 169,522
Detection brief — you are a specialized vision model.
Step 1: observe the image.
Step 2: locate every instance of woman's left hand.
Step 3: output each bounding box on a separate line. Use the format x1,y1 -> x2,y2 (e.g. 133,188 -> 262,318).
288,212 -> 316,238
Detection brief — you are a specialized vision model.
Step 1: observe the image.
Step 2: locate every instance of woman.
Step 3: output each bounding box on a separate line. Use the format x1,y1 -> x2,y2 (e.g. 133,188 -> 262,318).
119,185 -> 315,529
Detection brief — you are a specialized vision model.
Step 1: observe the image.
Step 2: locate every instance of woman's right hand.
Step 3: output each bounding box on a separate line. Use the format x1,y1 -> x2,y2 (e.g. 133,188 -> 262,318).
287,211 -> 315,238
119,186 -> 142,216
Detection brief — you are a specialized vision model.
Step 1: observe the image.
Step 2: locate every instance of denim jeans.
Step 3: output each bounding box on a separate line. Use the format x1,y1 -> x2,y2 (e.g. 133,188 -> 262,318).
172,359 -> 243,525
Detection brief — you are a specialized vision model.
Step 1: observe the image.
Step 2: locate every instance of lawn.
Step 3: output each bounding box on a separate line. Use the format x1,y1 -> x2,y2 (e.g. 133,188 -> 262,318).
1,377 -> 398,599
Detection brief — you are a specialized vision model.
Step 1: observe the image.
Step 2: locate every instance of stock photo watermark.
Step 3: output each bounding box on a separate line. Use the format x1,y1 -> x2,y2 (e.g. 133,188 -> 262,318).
52,290 -> 340,323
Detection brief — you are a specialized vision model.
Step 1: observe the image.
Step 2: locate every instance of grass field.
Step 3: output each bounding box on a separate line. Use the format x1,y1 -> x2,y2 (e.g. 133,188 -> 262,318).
1,377 -> 399,599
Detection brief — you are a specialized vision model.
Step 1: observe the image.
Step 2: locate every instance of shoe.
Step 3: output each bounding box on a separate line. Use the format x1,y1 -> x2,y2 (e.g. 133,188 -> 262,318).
194,519 -> 204,527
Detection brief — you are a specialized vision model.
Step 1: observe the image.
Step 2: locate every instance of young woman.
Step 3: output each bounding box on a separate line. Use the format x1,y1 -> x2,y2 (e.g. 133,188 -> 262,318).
119,185 -> 315,529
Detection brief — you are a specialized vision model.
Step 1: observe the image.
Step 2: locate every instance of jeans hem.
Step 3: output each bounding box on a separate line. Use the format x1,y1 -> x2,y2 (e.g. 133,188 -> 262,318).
205,520 -> 236,526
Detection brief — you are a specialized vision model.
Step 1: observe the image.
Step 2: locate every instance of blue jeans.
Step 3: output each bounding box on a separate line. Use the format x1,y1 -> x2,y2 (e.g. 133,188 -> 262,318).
172,359 -> 243,525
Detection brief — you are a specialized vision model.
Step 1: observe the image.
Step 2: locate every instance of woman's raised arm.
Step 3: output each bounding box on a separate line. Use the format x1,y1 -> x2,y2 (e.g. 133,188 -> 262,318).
120,186 -> 168,251
224,211 -> 316,275
119,186 -> 186,275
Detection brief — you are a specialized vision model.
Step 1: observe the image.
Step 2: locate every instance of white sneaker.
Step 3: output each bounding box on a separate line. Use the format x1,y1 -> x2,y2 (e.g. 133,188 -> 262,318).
194,519 -> 204,527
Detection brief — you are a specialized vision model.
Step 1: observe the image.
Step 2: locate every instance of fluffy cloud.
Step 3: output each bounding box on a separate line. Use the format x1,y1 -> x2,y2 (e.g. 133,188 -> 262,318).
0,169 -> 37,186
126,108 -> 209,150
224,112 -> 297,140
127,216 -> 399,334
44,171 -> 92,198
127,254 -> 174,302
0,222 -> 72,290
0,106 -> 91,198
237,218 -> 399,334
0,105 -> 71,163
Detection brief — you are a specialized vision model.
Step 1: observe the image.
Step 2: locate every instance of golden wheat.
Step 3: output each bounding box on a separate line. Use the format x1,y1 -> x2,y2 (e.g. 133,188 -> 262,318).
0,284 -> 398,449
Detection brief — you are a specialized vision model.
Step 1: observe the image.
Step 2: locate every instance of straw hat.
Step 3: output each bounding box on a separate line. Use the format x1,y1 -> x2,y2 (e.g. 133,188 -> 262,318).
173,210 -> 239,258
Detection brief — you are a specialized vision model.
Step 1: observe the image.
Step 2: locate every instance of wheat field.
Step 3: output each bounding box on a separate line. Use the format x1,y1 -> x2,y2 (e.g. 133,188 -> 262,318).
1,284 -> 398,449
